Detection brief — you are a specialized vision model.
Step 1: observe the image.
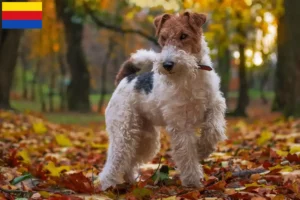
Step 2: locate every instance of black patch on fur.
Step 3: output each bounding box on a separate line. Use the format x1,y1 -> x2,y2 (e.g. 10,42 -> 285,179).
127,74 -> 136,83
134,72 -> 154,94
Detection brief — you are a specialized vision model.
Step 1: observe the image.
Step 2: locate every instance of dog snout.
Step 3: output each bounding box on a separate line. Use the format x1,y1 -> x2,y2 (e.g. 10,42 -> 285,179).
163,61 -> 174,71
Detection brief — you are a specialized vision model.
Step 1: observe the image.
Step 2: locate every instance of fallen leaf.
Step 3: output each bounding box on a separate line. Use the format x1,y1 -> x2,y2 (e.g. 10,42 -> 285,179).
55,134 -> 72,147
44,161 -> 70,177
273,194 -> 285,200
290,145 -> 300,154
257,131 -> 273,146
32,122 -> 47,134
10,173 -> 33,185
132,188 -> 152,199
17,150 -> 31,164
162,196 -> 176,200
179,190 -> 200,200
91,142 -> 108,149
60,172 -> 94,193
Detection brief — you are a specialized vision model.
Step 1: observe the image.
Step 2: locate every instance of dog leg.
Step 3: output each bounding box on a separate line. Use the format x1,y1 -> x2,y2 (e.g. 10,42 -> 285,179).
136,124 -> 160,163
198,92 -> 227,160
99,116 -> 142,190
168,127 -> 203,187
124,123 -> 160,183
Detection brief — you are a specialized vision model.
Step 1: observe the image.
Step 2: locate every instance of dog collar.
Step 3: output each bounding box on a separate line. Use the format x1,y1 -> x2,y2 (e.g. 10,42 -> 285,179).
197,64 -> 213,71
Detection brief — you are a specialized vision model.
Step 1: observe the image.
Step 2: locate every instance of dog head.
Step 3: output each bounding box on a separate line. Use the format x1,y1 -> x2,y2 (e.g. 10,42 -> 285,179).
153,12 -> 207,75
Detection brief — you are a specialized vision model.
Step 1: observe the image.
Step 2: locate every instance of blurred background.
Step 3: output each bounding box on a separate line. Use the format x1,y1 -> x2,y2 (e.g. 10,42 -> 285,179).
1,0 -> 300,124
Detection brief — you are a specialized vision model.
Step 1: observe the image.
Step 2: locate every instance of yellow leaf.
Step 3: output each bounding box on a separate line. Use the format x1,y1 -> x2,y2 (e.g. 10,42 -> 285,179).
256,131 -> 273,146
17,150 -> 31,164
245,182 -> 275,189
276,149 -> 288,157
208,24 -> 224,32
125,11 -> 135,20
39,191 -> 50,198
33,122 -> 47,134
280,166 -> 293,172
235,120 -> 247,131
290,145 -> 300,154
269,165 -> 293,172
91,142 -> 108,149
44,162 -> 70,177
55,134 -> 72,147
273,194 -> 286,200
147,16 -> 154,23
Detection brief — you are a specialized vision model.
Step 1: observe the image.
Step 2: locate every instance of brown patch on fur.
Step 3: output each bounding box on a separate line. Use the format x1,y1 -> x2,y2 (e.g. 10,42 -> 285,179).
115,59 -> 140,86
154,13 -> 171,36
154,12 -> 207,54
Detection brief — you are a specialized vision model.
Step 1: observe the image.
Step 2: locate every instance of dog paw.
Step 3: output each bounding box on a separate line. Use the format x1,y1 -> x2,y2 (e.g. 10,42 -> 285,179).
99,173 -> 119,191
180,171 -> 204,188
181,178 -> 203,188
124,171 -> 138,184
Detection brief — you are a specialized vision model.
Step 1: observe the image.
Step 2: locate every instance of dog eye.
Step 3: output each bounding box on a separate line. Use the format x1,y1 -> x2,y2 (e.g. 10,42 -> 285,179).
161,36 -> 166,41
180,33 -> 188,40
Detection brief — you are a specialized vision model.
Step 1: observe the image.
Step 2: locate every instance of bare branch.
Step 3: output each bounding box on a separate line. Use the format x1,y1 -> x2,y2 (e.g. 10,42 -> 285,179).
232,167 -> 267,177
84,5 -> 159,46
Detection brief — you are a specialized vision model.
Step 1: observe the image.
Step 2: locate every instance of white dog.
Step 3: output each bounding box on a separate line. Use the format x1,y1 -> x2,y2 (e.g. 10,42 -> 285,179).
99,12 -> 227,190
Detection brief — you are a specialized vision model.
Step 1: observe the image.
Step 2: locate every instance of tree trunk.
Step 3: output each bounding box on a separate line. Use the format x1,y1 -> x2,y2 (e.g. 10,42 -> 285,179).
58,54 -> 67,111
48,70 -> 56,112
273,0 -> 300,116
55,0 -> 91,112
30,62 -> 39,101
98,39 -> 115,112
234,42 -> 249,116
233,11 -> 249,116
218,48 -> 231,99
35,58 -> 46,112
0,29 -> 23,109
19,49 -> 29,99
259,66 -> 270,105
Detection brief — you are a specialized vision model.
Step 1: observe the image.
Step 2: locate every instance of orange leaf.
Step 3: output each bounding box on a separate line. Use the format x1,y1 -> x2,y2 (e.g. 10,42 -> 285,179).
59,172 -> 94,193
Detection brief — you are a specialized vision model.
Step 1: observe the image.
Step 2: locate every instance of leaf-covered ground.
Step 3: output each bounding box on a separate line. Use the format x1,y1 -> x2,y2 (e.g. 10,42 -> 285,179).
0,110 -> 300,200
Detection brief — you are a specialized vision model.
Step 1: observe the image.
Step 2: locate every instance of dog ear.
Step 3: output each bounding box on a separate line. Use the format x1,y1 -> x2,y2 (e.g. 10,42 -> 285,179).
183,12 -> 207,31
154,13 -> 171,37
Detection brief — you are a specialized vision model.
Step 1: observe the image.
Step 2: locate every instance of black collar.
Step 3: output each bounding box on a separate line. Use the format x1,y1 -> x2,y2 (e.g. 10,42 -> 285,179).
197,64 -> 213,71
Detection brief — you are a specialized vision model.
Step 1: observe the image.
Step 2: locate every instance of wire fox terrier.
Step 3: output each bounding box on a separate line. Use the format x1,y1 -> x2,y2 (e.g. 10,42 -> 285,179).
99,12 -> 227,190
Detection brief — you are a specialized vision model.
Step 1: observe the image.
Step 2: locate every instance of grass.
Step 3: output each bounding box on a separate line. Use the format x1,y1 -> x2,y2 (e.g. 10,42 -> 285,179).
11,89 -> 274,125
45,112 -> 104,125
11,94 -> 109,125
228,89 -> 274,100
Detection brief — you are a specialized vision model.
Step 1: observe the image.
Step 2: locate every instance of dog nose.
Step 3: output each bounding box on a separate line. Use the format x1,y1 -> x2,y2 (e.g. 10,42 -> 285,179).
163,61 -> 174,71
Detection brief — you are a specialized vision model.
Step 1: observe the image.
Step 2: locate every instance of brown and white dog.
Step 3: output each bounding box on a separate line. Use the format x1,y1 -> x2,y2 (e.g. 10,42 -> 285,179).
99,12 -> 227,190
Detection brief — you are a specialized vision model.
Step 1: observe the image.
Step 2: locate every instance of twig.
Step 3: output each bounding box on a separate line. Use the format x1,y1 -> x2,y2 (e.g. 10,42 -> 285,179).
0,187 -> 32,195
84,4 -> 159,46
148,156 -> 163,184
232,168 -> 267,177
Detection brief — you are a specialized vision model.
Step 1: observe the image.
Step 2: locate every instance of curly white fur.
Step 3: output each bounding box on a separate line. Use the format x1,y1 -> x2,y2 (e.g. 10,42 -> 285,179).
131,49 -> 158,67
99,36 -> 227,190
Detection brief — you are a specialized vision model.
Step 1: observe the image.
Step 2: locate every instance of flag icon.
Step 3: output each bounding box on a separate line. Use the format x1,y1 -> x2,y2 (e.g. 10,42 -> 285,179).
2,2 -> 43,29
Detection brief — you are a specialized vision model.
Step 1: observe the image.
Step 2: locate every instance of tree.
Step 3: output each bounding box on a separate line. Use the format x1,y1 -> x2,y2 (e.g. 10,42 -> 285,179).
98,37 -> 115,112
55,0 -> 91,112
0,29 -> 23,109
274,0 -> 300,116
233,11 -> 249,116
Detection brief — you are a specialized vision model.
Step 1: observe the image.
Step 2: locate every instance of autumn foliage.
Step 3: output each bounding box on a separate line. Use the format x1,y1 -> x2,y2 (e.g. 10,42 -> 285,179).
0,110 -> 299,199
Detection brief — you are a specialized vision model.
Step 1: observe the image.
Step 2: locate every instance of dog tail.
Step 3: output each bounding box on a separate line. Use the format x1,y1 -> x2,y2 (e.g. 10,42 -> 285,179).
115,49 -> 157,86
